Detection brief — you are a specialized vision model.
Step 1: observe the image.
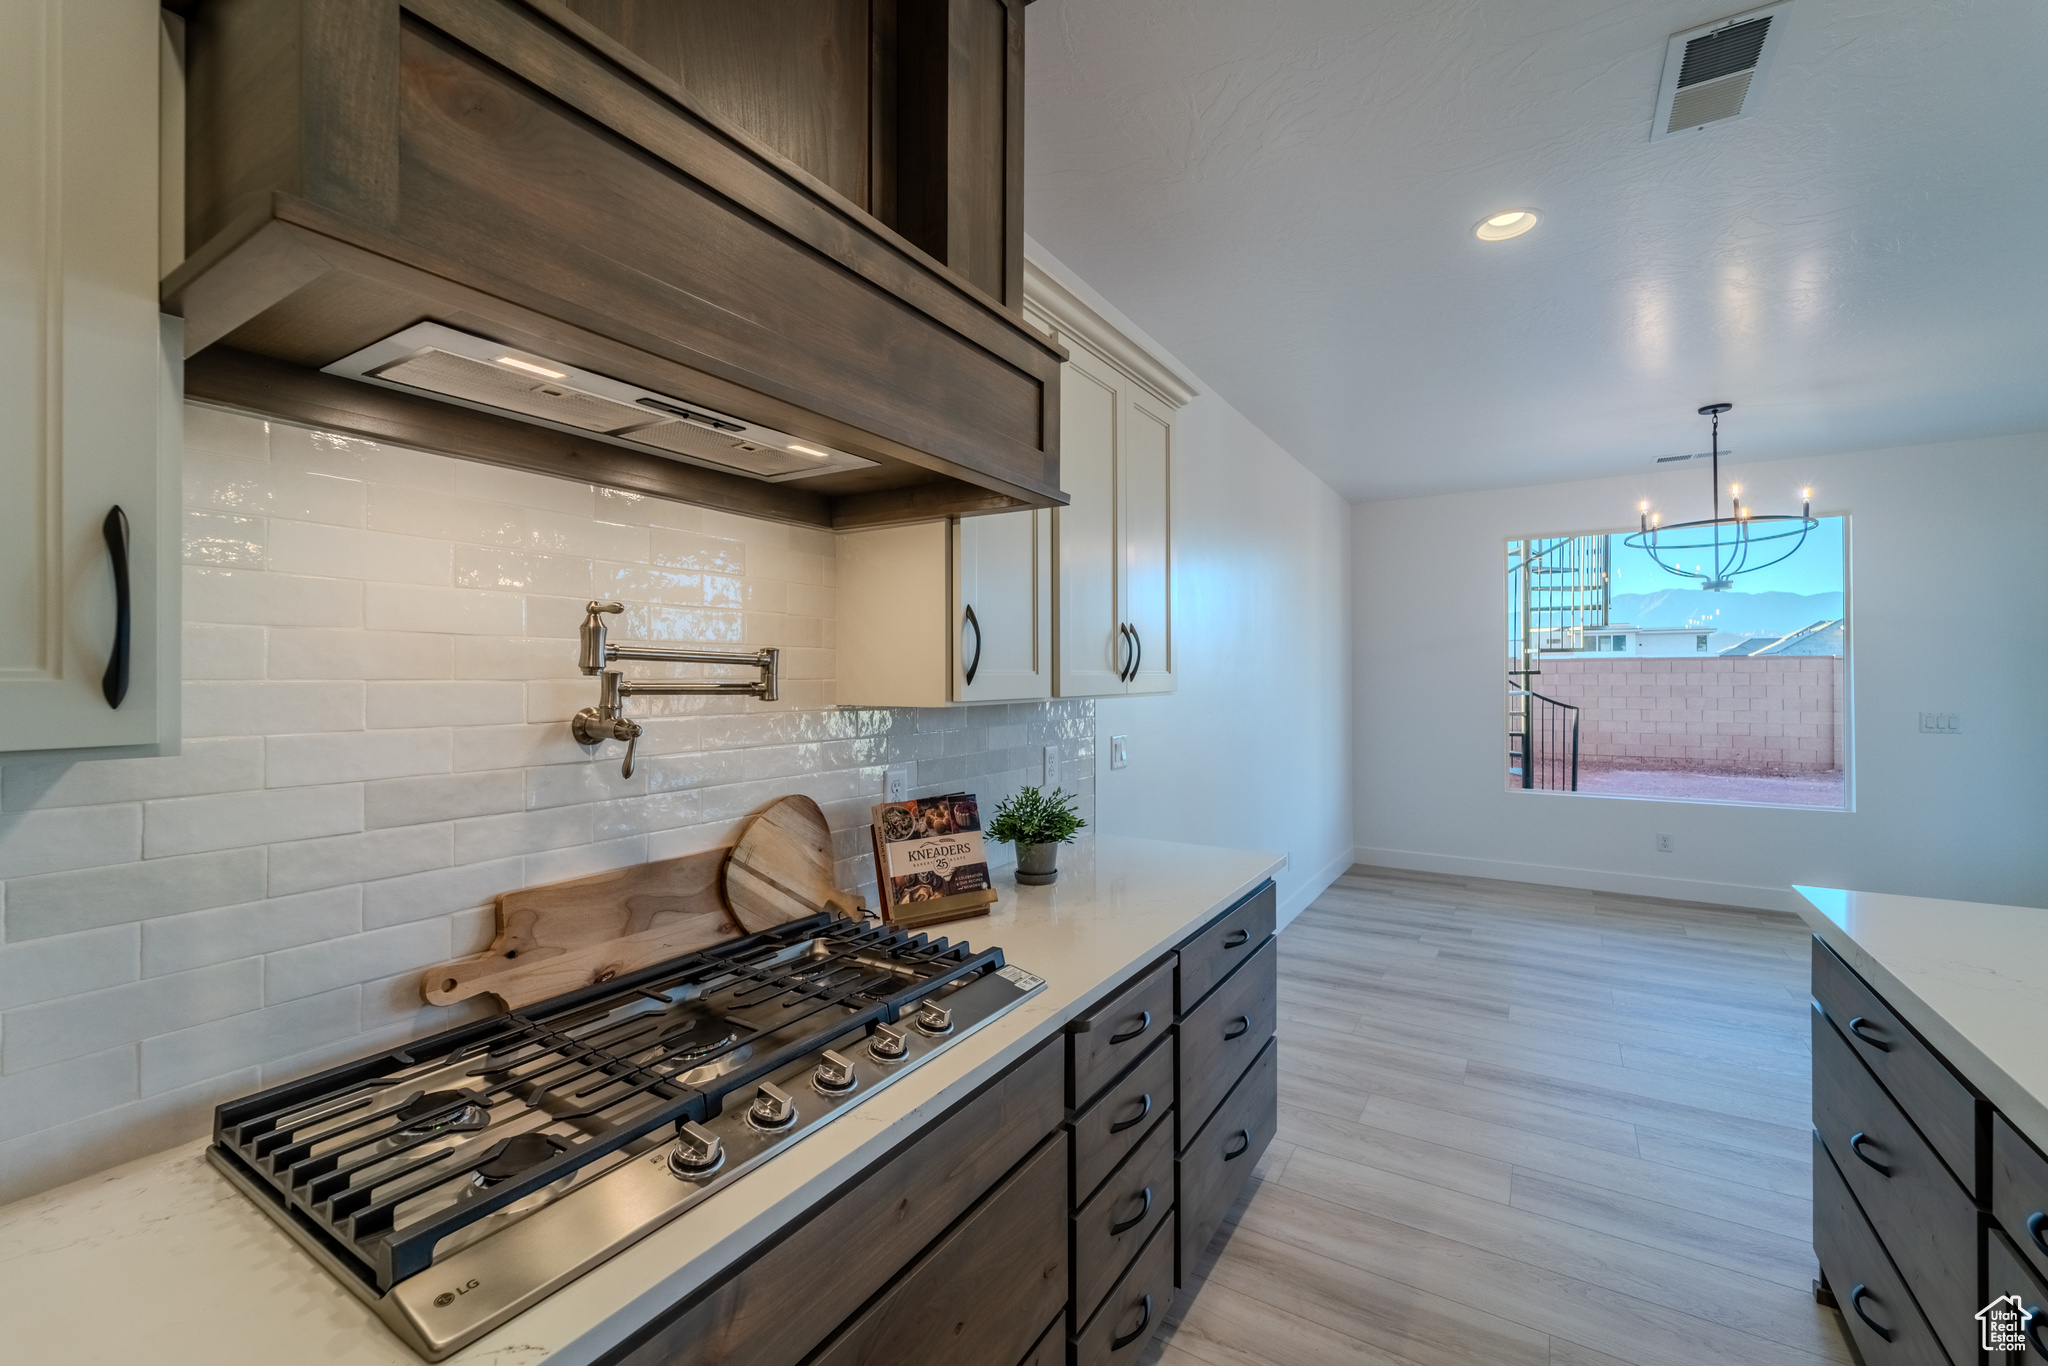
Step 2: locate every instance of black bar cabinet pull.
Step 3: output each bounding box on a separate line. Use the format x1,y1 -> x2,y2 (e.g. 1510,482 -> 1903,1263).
1109,1187 -> 1152,1235
1117,623 -> 1134,681
1109,1010 -> 1151,1045
961,604 -> 981,686
1847,1017 -> 1891,1052
2029,1210 -> 2048,1256
1129,624 -> 1142,679
1109,1093 -> 1152,1134
1847,1132 -> 1891,1177
1222,929 -> 1250,948
1223,1128 -> 1252,1160
1111,1294 -> 1153,1351
1223,1014 -> 1251,1041
101,506 -> 131,708
1847,1284 -> 1894,1342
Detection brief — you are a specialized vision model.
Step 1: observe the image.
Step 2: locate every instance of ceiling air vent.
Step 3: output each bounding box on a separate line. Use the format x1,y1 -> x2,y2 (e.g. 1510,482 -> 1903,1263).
1650,4 -> 1791,141
323,324 -> 877,483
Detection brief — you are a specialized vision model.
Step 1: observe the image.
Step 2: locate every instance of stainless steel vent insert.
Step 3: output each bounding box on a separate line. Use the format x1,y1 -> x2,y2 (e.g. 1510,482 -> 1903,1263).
1650,4 -> 1791,141
323,323 -> 878,483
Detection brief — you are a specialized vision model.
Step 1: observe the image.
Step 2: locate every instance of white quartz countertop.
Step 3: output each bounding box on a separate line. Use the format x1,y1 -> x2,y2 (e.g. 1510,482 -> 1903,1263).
1794,884 -> 2048,1155
0,835 -> 1283,1366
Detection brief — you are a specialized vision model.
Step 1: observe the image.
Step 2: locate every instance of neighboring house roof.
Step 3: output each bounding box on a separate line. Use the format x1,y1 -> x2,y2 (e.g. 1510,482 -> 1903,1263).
1719,619 -> 1844,657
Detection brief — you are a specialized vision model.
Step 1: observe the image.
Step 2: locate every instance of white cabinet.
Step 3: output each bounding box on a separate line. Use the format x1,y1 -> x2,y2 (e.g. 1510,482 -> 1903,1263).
0,0 -> 181,754
836,511 -> 1053,708
1024,265 -> 1192,698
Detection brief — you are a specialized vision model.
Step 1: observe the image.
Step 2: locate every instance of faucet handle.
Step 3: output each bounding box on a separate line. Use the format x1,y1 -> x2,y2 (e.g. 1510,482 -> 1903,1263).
586,601 -> 624,615
580,602 -> 625,674
616,719 -> 641,780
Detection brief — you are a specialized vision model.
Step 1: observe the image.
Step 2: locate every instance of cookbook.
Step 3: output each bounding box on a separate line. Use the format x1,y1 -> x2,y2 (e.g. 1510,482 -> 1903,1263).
870,792 -> 996,925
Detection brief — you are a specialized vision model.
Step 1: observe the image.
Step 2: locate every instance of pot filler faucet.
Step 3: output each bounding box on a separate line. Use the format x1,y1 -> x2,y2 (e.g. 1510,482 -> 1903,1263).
572,601 -> 778,778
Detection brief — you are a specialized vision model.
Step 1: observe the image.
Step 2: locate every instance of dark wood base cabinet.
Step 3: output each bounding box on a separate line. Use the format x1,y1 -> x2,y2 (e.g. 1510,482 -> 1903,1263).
597,879 -> 1281,1366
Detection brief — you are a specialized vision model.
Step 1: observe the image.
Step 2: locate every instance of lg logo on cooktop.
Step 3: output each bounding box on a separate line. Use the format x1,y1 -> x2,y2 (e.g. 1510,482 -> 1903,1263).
434,1279 -> 482,1307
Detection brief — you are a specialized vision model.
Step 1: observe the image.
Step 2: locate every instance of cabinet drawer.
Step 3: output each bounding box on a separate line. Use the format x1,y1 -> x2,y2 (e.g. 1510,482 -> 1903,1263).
1180,1035 -> 1277,1283
809,1132 -> 1068,1366
1178,881 -> 1275,1016
1178,936 -> 1277,1144
1073,1213 -> 1176,1366
1073,1107 -> 1176,1325
1813,1133 -> 1948,1366
1015,1311 -> 1065,1366
1994,1115 -> 2048,1289
1988,1225 -> 2048,1363
1070,957 -> 1176,1109
1812,1007 -> 1978,1366
1812,936 -> 1981,1194
1072,1034 -> 1175,1207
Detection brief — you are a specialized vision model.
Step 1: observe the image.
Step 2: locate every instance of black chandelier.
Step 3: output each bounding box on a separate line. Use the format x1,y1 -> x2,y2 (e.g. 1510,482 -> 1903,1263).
1622,403 -> 1815,591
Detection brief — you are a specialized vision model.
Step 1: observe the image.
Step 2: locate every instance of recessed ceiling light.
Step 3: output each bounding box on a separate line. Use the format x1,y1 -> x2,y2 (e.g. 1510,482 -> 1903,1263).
494,355 -> 567,379
1474,209 -> 1539,241
786,443 -> 830,459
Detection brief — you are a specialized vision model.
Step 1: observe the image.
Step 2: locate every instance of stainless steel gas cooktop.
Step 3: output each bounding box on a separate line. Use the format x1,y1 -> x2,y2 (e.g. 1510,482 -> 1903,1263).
207,912 -> 1045,1360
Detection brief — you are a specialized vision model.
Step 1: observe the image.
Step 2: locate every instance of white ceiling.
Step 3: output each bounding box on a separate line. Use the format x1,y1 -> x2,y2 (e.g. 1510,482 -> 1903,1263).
1023,0 -> 2048,501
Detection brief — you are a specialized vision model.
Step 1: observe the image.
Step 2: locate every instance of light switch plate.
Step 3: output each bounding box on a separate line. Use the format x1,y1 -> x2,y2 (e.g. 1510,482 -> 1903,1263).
885,764 -> 912,801
1043,745 -> 1060,789
1918,712 -> 1962,734
1109,735 -> 1129,770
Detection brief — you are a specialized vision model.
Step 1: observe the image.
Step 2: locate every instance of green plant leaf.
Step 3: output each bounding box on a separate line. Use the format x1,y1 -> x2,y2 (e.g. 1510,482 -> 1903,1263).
987,785 -> 1086,846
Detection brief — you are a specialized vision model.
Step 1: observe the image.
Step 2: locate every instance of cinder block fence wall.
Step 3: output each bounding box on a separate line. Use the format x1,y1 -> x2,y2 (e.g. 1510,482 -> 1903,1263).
1528,656 -> 1843,774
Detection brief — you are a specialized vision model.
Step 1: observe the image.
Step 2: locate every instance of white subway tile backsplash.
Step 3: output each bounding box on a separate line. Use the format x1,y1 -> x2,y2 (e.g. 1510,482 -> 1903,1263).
3,849 -> 269,939
651,528 -> 745,574
185,449 -> 365,525
361,857 -> 521,929
140,987 -> 361,1097
454,805 -> 592,865
144,785 -> 362,858
367,680 -> 524,729
0,925 -> 139,1010
266,728 -> 452,787
2,737 -> 265,811
364,770 -> 525,829
184,405 -> 269,462
453,636 -> 578,680
269,520 -> 455,586
183,622 -> 267,679
141,887 -> 361,978
183,679 -> 365,738
366,582 -> 525,636
183,509 -> 266,566
452,722 -> 600,773
3,958 -> 262,1072
0,804 -> 143,879
522,593 -> 593,639
524,678 -> 597,724
185,566 -> 361,628
267,824 -> 452,897
269,628 -> 452,681
454,462 -> 598,516
0,1047 -> 138,1144
265,919 -> 450,1006
520,835 -> 648,888
271,424 -> 463,493
457,546 -> 595,597
0,1064 -> 262,1207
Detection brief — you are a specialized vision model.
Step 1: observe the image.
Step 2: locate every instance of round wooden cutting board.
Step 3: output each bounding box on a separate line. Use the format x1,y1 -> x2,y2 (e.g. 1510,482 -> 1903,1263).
724,794 -> 865,932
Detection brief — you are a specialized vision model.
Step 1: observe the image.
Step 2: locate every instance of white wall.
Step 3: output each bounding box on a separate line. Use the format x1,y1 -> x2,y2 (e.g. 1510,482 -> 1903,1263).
1029,245 -> 1355,926
1353,431 -> 2048,912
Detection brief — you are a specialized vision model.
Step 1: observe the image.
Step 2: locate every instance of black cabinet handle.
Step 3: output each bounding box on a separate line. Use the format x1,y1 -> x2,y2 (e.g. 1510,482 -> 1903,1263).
1847,1017 -> 1891,1052
1848,1132 -> 1892,1177
1110,1293 -> 1153,1351
1109,1092 -> 1153,1134
1223,1128 -> 1252,1160
1109,1186 -> 1153,1235
1129,624 -> 1142,678
101,506 -> 131,709
1109,1011 -> 1151,1045
1223,1014 -> 1251,1041
1848,1284 -> 1894,1342
1222,928 -> 1250,949
2029,1210 -> 2048,1257
961,604 -> 981,686
1117,623 -> 1134,682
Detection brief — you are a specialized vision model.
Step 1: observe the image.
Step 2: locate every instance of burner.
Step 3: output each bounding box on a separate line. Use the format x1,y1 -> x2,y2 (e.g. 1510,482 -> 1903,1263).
472,1132 -> 565,1187
396,1090 -> 489,1138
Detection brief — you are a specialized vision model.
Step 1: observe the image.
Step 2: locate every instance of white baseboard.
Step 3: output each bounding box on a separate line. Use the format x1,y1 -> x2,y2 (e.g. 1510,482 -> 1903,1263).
1280,846 -> 1357,929
1348,845 -> 1799,914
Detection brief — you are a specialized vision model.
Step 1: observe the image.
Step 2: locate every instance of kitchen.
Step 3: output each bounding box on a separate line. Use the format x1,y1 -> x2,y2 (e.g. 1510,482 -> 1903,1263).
0,3 -> 2042,1365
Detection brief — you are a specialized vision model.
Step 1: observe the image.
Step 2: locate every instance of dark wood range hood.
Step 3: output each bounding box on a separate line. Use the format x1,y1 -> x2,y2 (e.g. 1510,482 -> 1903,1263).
165,0 -> 1060,528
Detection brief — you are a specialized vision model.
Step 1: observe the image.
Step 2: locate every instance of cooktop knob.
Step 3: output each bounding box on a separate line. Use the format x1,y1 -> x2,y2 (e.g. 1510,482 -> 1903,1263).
666,1121 -> 725,1178
812,1049 -> 857,1093
747,1081 -> 798,1131
869,1023 -> 909,1062
914,1000 -> 953,1036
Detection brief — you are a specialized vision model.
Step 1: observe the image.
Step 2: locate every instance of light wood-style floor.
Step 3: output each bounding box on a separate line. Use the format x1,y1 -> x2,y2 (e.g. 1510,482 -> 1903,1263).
1139,864 -> 1854,1366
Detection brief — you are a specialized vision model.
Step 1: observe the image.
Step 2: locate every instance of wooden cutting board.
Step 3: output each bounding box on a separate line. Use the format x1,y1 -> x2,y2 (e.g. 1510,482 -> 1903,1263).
420,847 -> 743,1009
724,794 -> 865,932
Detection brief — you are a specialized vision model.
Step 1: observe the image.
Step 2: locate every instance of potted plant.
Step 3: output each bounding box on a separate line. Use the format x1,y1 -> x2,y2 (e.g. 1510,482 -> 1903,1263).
987,786 -> 1086,885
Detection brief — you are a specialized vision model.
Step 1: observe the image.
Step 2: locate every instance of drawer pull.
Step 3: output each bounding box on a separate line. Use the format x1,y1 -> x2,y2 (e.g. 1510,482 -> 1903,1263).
1109,1093 -> 1153,1135
1223,1128 -> 1252,1161
1110,1293 -> 1153,1351
2029,1304 -> 2048,1356
1110,1187 -> 1153,1235
1847,1132 -> 1892,1177
2029,1211 -> 2048,1257
1848,1284 -> 1895,1342
1222,928 -> 1250,948
1847,1016 -> 1892,1052
1109,1011 -> 1152,1045
1223,1015 -> 1251,1041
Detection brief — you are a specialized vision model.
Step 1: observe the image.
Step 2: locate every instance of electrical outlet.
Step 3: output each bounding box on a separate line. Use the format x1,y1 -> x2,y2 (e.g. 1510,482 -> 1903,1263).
1919,712 -> 1962,734
1043,745 -> 1060,789
1109,735 -> 1129,770
1655,833 -> 1675,854
885,764 -> 912,802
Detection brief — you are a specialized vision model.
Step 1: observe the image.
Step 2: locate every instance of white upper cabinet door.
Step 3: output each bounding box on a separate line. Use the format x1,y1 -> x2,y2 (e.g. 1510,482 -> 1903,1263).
954,509 -> 1051,703
0,0 -> 180,755
1053,343 -> 1128,698
1121,391 -> 1173,694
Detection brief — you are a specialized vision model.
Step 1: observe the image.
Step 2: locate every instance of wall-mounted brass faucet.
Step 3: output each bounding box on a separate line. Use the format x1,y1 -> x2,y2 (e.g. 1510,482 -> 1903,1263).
570,602 -> 779,778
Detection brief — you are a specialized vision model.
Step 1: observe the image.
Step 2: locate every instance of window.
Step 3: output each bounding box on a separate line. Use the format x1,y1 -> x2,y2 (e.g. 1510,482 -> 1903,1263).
1507,516 -> 1848,808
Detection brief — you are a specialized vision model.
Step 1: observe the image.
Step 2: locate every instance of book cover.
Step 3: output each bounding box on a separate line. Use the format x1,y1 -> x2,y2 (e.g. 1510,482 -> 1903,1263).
870,793 -> 992,919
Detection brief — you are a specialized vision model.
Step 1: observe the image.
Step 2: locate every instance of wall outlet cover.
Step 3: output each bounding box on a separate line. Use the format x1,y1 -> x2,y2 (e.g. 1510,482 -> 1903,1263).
885,764 -> 912,802
1655,833 -> 1675,853
1043,745 -> 1060,789
1918,712 -> 1962,734
1109,734 -> 1129,770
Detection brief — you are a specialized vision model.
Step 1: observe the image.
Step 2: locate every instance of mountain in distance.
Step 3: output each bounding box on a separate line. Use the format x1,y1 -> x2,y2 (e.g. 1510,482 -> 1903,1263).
1610,589 -> 1843,637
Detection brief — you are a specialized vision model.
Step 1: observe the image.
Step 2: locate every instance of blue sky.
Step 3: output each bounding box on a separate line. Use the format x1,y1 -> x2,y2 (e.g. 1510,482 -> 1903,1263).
1608,515 -> 1845,597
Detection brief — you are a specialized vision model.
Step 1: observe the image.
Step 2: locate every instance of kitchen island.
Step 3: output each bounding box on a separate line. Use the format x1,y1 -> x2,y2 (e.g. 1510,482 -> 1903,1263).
0,836 -> 1283,1366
